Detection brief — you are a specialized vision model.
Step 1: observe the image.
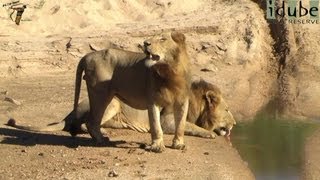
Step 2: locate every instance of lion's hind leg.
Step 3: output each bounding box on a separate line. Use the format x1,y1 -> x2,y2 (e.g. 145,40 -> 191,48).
86,82 -> 114,145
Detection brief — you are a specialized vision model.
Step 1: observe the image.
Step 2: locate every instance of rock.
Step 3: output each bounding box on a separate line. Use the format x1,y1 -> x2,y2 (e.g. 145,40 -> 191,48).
66,37 -> 72,52
127,148 -> 136,154
200,42 -> 211,50
50,5 -> 60,14
4,97 -> 21,106
139,144 -> 147,149
89,43 -> 99,51
1,90 -> 8,95
7,118 -> 16,126
108,170 -> 119,177
216,43 -> 227,52
21,149 -> 27,153
200,68 -> 213,72
99,160 -> 106,164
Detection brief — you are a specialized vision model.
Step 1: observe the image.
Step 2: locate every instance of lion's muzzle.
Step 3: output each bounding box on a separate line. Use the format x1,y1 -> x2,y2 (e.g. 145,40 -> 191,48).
143,41 -> 160,61
214,127 -> 232,137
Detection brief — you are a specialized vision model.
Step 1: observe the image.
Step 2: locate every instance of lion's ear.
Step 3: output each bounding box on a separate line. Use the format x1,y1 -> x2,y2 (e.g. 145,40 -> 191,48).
171,32 -> 186,44
205,90 -> 221,108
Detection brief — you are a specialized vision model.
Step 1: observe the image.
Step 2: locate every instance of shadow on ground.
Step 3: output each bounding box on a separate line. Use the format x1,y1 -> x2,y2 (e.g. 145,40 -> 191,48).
0,127 -> 134,148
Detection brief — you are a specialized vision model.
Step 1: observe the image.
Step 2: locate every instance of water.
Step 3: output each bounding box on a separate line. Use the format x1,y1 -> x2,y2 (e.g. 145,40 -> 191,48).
231,115 -> 319,180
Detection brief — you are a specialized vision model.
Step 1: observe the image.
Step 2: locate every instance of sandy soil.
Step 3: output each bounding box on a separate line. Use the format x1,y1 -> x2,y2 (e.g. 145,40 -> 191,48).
0,75 -> 254,179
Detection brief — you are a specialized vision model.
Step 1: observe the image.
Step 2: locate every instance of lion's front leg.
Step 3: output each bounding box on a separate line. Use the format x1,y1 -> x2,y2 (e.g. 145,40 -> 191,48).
185,122 -> 217,138
172,99 -> 189,150
146,104 -> 165,153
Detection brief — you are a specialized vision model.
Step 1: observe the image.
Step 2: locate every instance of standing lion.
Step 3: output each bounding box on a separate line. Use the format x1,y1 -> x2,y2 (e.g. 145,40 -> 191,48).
74,32 -> 191,152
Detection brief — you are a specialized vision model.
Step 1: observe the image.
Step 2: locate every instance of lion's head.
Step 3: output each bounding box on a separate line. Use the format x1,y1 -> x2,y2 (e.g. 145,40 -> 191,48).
191,80 -> 236,137
212,97 -> 236,137
143,31 -> 187,68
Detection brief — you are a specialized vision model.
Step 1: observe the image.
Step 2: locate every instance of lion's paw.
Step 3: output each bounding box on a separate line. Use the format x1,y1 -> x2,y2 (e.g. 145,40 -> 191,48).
145,140 -> 165,153
200,132 -> 217,139
209,132 -> 217,139
93,137 -> 111,147
172,139 -> 186,150
172,143 -> 186,150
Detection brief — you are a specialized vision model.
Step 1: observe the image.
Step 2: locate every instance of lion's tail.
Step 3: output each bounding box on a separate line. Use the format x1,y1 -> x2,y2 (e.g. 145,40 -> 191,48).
74,57 -> 85,113
6,118 -> 65,132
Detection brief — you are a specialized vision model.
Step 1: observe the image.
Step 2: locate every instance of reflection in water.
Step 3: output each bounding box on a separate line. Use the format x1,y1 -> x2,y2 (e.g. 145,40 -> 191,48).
231,115 -> 319,180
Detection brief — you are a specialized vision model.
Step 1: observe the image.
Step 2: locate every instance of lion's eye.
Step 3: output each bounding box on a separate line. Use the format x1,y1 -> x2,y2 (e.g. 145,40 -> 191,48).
160,37 -> 167,42
225,109 -> 229,112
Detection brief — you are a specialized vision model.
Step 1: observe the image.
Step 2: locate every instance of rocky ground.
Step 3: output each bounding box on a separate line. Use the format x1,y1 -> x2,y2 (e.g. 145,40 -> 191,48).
1,0 -> 319,179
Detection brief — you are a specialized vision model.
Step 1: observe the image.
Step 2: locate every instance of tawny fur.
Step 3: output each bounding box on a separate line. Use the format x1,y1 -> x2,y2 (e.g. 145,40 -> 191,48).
72,32 -> 191,152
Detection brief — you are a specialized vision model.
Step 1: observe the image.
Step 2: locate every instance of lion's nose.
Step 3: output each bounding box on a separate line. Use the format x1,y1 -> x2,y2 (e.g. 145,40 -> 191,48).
144,40 -> 151,46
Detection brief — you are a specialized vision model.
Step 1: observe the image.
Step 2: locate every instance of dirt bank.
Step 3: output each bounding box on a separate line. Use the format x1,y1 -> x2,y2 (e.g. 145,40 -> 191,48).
253,0 -> 320,120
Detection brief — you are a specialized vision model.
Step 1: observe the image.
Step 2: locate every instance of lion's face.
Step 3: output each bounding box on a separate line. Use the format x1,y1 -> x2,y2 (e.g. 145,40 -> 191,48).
201,89 -> 236,137
212,98 -> 236,137
143,32 -> 186,67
